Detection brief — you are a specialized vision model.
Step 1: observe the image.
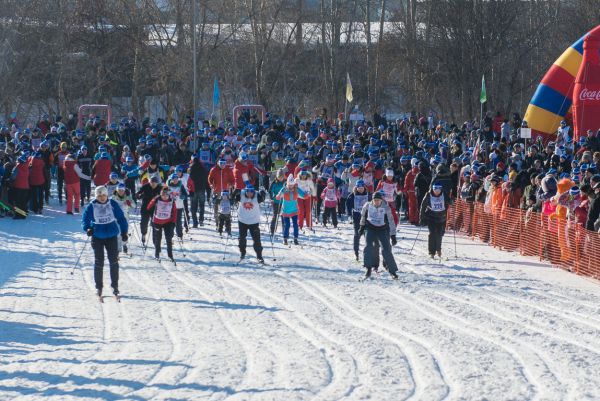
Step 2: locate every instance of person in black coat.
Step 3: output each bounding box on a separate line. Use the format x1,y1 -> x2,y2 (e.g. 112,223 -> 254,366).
414,161 -> 431,225
135,176 -> 161,244
420,183 -> 451,259
586,182 -> 600,232
188,155 -> 209,227
430,163 -> 453,201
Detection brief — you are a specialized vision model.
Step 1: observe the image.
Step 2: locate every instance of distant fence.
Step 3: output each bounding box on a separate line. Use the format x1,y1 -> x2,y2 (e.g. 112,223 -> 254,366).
446,199 -> 600,280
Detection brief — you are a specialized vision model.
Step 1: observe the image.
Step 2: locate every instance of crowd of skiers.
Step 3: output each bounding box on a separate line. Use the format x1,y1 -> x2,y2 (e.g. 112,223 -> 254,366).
1,110 -> 600,287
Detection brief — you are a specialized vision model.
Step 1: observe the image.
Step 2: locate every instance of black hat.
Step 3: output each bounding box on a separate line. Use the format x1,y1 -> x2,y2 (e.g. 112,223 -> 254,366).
373,191 -> 384,200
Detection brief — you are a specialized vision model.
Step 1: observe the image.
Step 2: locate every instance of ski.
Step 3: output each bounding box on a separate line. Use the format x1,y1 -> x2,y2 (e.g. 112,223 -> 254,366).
98,295 -> 104,303
115,294 -> 122,302
169,258 -> 177,266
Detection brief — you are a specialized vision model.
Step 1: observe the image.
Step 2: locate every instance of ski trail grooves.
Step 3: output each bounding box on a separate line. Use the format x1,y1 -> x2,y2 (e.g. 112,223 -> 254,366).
224,275 -> 361,401
157,257 -> 255,398
380,286 -> 561,400
280,272 -> 450,401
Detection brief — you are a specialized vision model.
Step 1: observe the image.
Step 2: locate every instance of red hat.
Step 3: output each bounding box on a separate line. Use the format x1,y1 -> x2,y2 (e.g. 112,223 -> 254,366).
497,162 -> 506,170
327,178 -> 334,184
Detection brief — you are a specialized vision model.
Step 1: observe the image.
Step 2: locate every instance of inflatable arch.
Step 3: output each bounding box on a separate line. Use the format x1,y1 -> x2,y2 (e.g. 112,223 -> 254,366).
524,25 -> 600,142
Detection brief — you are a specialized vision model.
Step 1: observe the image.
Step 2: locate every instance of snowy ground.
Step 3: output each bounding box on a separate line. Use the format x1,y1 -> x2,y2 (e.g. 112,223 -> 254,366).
2,201 -> 600,401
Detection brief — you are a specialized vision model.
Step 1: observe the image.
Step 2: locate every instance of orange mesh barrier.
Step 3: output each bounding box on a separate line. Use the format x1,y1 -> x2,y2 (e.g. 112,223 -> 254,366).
446,199 -> 600,280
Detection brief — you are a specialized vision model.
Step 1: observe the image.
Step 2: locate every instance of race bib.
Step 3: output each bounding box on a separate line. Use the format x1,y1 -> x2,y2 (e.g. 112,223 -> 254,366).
155,200 -> 173,220
430,194 -> 445,212
93,202 -> 116,225
367,204 -> 385,226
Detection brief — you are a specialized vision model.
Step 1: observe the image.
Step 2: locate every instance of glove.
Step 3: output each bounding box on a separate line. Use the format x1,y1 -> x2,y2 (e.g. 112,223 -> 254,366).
391,235 -> 397,246
358,226 -> 365,236
86,228 -> 93,237
122,233 -> 128,242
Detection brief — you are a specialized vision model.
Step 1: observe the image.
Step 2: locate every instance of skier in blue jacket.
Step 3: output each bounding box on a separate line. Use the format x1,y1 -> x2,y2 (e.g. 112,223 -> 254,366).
82,185 -> 129,300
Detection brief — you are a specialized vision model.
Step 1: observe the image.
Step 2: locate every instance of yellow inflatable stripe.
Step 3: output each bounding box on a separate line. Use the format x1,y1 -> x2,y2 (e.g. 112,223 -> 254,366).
524,104 -> 563,135
554,47 -> 583,78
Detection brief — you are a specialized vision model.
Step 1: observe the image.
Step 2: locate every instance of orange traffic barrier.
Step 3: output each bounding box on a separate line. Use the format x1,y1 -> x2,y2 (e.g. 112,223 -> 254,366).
446,199 -> 600,280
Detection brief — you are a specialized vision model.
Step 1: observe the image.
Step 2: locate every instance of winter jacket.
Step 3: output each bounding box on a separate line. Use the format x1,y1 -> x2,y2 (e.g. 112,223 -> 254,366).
269,179 -> 285,205
347,191 -> 371,215
360,199 -> 396,234
276,187 -> 306,217
208,165 -> 234,194
189,162 -> 209,193
28,157 -> 46,186
586,193 -> 600,232
136,183 -> 161,214
64,156 -> 90,185
235,188 -> 266,225
147,195 -> 178,226
420,191 -> 450,225
296,176 -> 316,198
82,199 -> 128,239
11,162 -> 30,190
233,159 -> 256,190
320,187 -> 340,208
92,158 -> 112,186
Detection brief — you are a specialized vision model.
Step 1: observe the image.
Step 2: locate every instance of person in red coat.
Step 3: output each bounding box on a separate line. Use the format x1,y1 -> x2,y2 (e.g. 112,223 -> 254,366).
10,155 -> 30,219
403,164 -> 419,224
64,154 -> 91,214
28,151 -> 46,214
208,159 -> 235,224
92,152 -> 112,187
147,186 -> 178,261
233,152 -> 256,192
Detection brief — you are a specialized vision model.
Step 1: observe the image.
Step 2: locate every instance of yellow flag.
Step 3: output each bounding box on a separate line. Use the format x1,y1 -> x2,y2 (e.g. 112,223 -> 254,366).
346,73 -> 353,103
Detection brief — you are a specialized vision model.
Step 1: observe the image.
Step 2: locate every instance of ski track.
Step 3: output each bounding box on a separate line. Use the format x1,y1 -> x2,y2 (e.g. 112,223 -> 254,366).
276,246 -> 449,400
2,207 -> 600,400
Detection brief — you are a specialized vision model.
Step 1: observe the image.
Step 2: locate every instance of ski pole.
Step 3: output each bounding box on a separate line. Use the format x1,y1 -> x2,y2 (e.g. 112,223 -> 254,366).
271,203 -> 281,261
71,236 -> 89,275
178,237 -> 187,257
222,234 -> 231,261
408,224 -> 424,255
453,205 -> 458,258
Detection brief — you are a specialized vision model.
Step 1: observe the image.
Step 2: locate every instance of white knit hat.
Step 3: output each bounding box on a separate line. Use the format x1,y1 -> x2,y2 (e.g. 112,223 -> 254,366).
287,175 -> 296,186
94,186 -> 108,197
385,169 -> 394,177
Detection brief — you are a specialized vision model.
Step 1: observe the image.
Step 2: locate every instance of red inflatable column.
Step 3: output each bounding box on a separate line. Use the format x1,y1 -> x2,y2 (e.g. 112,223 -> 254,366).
573,33 -> 600,141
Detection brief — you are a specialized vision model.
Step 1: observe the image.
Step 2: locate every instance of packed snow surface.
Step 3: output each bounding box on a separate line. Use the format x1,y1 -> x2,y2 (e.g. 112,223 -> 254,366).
1,204 -> 600,401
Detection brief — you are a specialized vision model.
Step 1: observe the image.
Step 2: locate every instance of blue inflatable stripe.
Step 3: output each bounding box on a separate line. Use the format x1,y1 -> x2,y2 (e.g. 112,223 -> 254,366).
572,36 -> 585,54
530,84 -> 572,117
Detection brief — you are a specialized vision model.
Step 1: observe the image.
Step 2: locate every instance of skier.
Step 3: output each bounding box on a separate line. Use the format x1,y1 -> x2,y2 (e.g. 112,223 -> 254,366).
419,183 -> 450,259
147,186 -> 178,262
268,169 -> 286,237
135,176 -> 161,246
234,184 -> 266,262
166,173 -> 188,239
208,159 -> 235,225
275,175 -> 306,245
320,178 -> 340,228
64,153 -> 91,215
112,183 -> 133,253
296,170 -> 316,230
217,190 -> 232,236
82,185 -> 129,300
347,180 -> 371,260
358,191 -> 399,280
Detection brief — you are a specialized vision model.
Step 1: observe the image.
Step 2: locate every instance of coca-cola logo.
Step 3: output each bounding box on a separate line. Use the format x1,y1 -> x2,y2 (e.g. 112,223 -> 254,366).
579,88 -> 600,101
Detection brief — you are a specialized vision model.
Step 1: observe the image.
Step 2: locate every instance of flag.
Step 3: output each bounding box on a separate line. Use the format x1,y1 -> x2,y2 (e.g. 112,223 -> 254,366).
346,73 -> 353,103
480,74 -> 487,104
213,77 -> 220,107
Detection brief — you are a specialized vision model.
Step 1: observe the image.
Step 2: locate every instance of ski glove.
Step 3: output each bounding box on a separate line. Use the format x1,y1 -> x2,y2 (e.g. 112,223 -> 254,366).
391,235 -> 397,246
87,228 -> 93,237
122,233 -> 128,242
358,226 -> 365,236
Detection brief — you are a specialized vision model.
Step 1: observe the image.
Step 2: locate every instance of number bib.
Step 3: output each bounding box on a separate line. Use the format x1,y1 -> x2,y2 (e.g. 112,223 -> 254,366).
430,194 -> 445,212
155,199 -> 173,220
367,203 -> 386,226
93,202 -> 116,225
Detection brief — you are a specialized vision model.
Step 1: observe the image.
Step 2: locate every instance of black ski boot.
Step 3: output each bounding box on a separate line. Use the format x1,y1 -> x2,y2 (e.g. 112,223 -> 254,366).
293,238 -> 299,245
283,239 -> 288,246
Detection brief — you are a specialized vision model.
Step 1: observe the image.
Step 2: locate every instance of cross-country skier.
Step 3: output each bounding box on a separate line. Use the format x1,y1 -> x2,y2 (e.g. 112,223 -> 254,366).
147,186 -> 178,262
419,182 -> 450,259
347,180 -> 371,260
112,183 -> 133,253
82,185 -> 129,300
275,175 -> 306,245
359,191 -> 399,280
234,184 -> 266,262
135,176 -> 161,246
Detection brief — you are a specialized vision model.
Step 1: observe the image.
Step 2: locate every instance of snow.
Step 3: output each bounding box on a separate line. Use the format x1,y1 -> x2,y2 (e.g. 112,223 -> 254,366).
1,203 -> 600,401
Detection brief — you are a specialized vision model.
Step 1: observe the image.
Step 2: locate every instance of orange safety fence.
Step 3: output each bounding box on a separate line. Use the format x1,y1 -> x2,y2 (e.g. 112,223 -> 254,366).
446,199 -> 600,280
